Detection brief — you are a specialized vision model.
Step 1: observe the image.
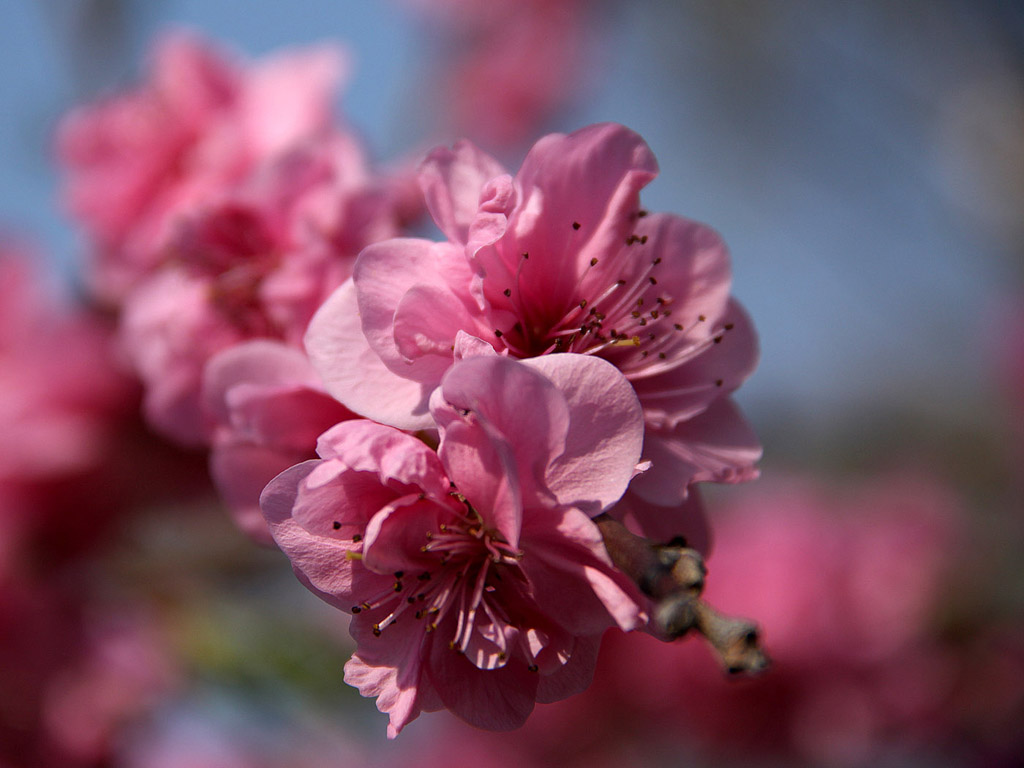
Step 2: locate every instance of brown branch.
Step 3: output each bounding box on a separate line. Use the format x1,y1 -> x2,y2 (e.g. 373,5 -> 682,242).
595,513 -> 769,675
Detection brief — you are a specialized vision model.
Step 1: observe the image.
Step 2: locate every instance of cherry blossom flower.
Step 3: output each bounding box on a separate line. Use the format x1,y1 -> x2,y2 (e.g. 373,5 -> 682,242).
260,354 -> 646,736
56,31 -> 347,302
306,122 -> 760,537
118,132 -> 403,445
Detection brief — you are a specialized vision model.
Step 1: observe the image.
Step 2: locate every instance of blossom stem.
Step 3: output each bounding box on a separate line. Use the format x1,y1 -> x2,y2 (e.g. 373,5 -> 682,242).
593,514 -> 769,675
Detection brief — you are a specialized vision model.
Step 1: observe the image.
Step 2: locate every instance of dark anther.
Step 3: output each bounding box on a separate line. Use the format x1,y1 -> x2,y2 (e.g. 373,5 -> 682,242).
572,221 -> 581,230
494,329 -> 503,338
674,323 -> 684,330
352,534 -> 362,543
580,299 -> 588,309
715,379 -> 724,387
590,258 -> 598,267
640,235 -> 648,244
351,606 -> 362,614
714,336 -> 723,344
724,323 -> 734,330
503,288 -> 512,297
394,571 -> 404,578
332,521 -> 342,530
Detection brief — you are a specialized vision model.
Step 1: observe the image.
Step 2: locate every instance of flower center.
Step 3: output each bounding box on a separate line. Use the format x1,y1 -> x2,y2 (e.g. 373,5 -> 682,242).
492,213 -> 737,384
353,499 -> 528,664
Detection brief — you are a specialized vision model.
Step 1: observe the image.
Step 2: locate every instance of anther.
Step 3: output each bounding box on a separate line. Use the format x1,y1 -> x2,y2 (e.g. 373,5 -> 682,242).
572,221 -> 581,230
352,534 -> 362,543
590,258 -> 598,267
332,521 -> 341,530
503,288 -> 511,297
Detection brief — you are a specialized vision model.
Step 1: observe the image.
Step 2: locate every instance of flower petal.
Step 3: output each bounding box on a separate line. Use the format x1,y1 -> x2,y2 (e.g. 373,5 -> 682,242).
522,354 -> 644,515
419,140 -> 507,245
434,356 -> 570,511
630,397 -> 763,505
305,279 -> 434,430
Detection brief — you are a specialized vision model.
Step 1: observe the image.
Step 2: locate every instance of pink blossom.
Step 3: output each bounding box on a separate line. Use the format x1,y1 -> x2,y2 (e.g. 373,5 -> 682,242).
56,31 -> 347,302
306,123 -> 760,537
0,246 -> 136,574
405,0 -> 592,147
202,340 -> 354,544
118,132 -> 402,445
260,354 -> 646,736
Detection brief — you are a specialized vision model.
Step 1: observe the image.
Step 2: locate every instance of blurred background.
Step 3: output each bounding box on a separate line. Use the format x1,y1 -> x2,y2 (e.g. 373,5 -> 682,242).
1,1 -> 1022,766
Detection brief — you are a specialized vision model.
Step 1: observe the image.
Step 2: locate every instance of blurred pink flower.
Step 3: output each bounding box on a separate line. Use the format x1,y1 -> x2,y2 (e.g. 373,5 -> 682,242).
404,0 -> 592,147
0,246 -> 135,573
0,580 -> 176,768
118,132 -> 403,445
56,31 -> 347,302
307,123 -> 760,538
261,354 -> 646,736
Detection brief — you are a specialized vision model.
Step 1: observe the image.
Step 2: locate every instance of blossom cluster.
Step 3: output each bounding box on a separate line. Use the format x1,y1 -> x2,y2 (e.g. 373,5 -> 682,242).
50,31 -> 762,737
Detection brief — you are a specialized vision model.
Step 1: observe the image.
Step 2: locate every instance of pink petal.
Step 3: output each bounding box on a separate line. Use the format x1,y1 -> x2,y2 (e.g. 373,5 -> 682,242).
392,283 -> 493,380
305,279 -> 434,430
436,418 -> 523,548
535,635 -> 600,704
240,44 -> 347,159
476,123 -> 658,327
345,619 -> 430,738
209,439 -> 296,546
522,354 -> 644,515
203,340 -> 318,425
425,642 -> 538,731
313,420 -> 451,501
631,299 -> 759,427
433,356 -> 570,510
630,397 -> 763,506
612,487 -> 711,554
361,495 -> 459,576
418,140 -> 507,245
521,505 -> 644,635
259,461 -> 362,608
